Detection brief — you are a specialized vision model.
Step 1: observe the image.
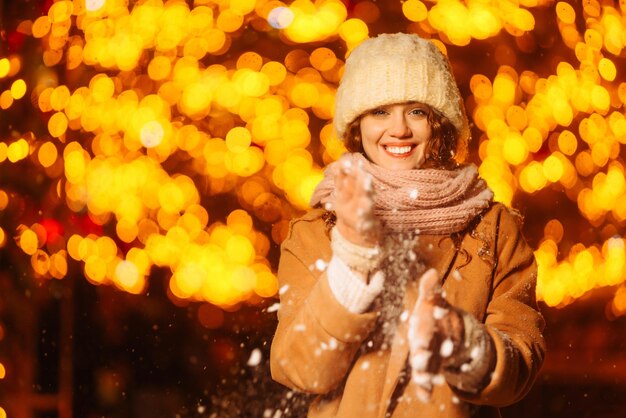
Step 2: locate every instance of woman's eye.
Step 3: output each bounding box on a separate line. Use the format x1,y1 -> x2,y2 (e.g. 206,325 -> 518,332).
409,108 -> 427,116
371,108 -> 387,115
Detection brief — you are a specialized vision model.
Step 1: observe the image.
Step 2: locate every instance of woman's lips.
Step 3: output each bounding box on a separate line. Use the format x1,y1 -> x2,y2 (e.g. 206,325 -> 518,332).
382,144 -> 416,158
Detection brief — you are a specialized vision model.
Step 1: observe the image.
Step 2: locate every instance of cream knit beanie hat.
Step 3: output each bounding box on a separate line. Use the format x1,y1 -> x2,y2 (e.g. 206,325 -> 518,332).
334,33 -> 469,145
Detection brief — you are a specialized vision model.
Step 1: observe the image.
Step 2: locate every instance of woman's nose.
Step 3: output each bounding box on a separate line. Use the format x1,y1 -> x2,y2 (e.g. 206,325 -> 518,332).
388,114 -> 411,138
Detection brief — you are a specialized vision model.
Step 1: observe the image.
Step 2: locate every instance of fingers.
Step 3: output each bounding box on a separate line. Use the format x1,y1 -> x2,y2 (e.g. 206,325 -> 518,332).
334,157 -> 379,245
413,371 -> 434,402
409,268 -> 448,401
408,296 -> 435,352
336,157 -> 373,202
417,268 -> 441,302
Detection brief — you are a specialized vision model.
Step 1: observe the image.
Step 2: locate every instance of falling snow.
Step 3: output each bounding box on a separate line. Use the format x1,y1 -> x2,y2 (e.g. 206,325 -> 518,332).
267,303 -> 281,313
433,306 -> 447,320
314,259 -> 328,271
440,338 -> 454,357
399,310 -> 409,322
247,348 -> 262,367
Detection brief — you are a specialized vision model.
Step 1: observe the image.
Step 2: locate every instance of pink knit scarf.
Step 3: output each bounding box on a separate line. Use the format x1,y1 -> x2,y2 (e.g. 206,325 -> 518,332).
310,153 -> 494,234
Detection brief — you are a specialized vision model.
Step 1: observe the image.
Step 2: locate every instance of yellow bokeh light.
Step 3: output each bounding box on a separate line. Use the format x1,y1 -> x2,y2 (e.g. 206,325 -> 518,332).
158,182 -> 185,215
227,209 -> 253,235
48,112 -> 69,138
591,142 -> 610,167
255,269 -> 278,297
236,70 -> 270,97
180,82 -> 212,117
575,151 -> 595,177
140,120 -> 165,148
1,0 -> 625,313
598,58 -> 617,82
217,9 -> 244,33
50,85 -> 71,111
38,142 -> 58,168
492,73 -> 516,106
20,229 -> 39,256
526,161 -> 547,191
402,0 -> 428,23
32,250 -> 51,276
86,0 -> 106,12
0,190 -> 8,210
90,75 -> 115,102
0,59 -> 9,78
557,130 -> 577,156
7,139 -> 29,163
148,56 -> 172,81
84,256 -> 107,283
115,260 -> 144,293
226,235 -> 255,265
502,132 -> 528,165
50,252 -> 68,279
544,154 -> 564,182
555,1 -> 576,24
338,18 -> 368,46
591,85 -> 610,112
290,82 -> 319,108
32,16 -> 51,38
64,148 -> 87,184
544,219 -> 564,243
310,47 -> 337,72
10,79 -> 27,100
261,61 -> 287,86
0,90 -> 13,110
225,127 -> 252,153
505,105 -> 527,131
205,28 -> 226,53
237,51 -> 263,71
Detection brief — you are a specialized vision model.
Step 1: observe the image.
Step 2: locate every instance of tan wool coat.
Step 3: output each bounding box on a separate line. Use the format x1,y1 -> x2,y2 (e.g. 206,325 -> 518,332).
271,203 -> 546,418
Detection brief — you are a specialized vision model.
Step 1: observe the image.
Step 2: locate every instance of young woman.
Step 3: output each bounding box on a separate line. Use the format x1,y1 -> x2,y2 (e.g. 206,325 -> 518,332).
271,33 -> 545,418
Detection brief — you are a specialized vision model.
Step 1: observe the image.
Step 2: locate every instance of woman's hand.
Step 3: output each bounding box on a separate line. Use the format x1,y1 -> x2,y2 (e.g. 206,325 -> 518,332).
408,268 -> 465,401
333,155 -> 381,247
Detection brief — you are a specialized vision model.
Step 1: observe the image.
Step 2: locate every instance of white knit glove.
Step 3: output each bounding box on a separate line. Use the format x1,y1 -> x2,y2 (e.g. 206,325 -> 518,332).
327,255 -> 385,313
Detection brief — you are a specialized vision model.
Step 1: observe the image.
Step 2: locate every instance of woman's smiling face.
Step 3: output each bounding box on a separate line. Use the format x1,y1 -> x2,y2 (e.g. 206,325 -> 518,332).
359,102 -> 433,171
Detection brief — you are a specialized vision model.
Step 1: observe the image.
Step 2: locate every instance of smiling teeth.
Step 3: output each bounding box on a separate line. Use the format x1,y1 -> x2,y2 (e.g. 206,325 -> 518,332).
386,145 -> 412,154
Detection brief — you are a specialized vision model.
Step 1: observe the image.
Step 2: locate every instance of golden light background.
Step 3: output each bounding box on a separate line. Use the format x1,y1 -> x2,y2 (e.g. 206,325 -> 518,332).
1,1 -> 626,390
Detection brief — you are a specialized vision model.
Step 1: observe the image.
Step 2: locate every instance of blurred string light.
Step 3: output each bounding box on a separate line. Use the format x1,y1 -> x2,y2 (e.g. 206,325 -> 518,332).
267,7 -> 294,29
1,0 -> 626,315
469,0 -> 626,311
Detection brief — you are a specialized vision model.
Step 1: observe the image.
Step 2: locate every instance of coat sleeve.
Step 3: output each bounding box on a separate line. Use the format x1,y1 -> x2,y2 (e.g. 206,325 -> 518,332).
270,213 -> 379,394
459,205 -> 546,407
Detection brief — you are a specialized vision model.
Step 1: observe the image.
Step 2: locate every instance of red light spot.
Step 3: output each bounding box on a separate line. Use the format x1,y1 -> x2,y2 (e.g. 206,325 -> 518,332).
41,0 -> 55,14
41,218 -> 63,244
7,31 -> 26,53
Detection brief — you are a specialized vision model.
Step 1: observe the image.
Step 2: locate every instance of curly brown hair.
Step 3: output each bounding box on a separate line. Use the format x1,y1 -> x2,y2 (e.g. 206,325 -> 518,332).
342,105 -> 466,168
